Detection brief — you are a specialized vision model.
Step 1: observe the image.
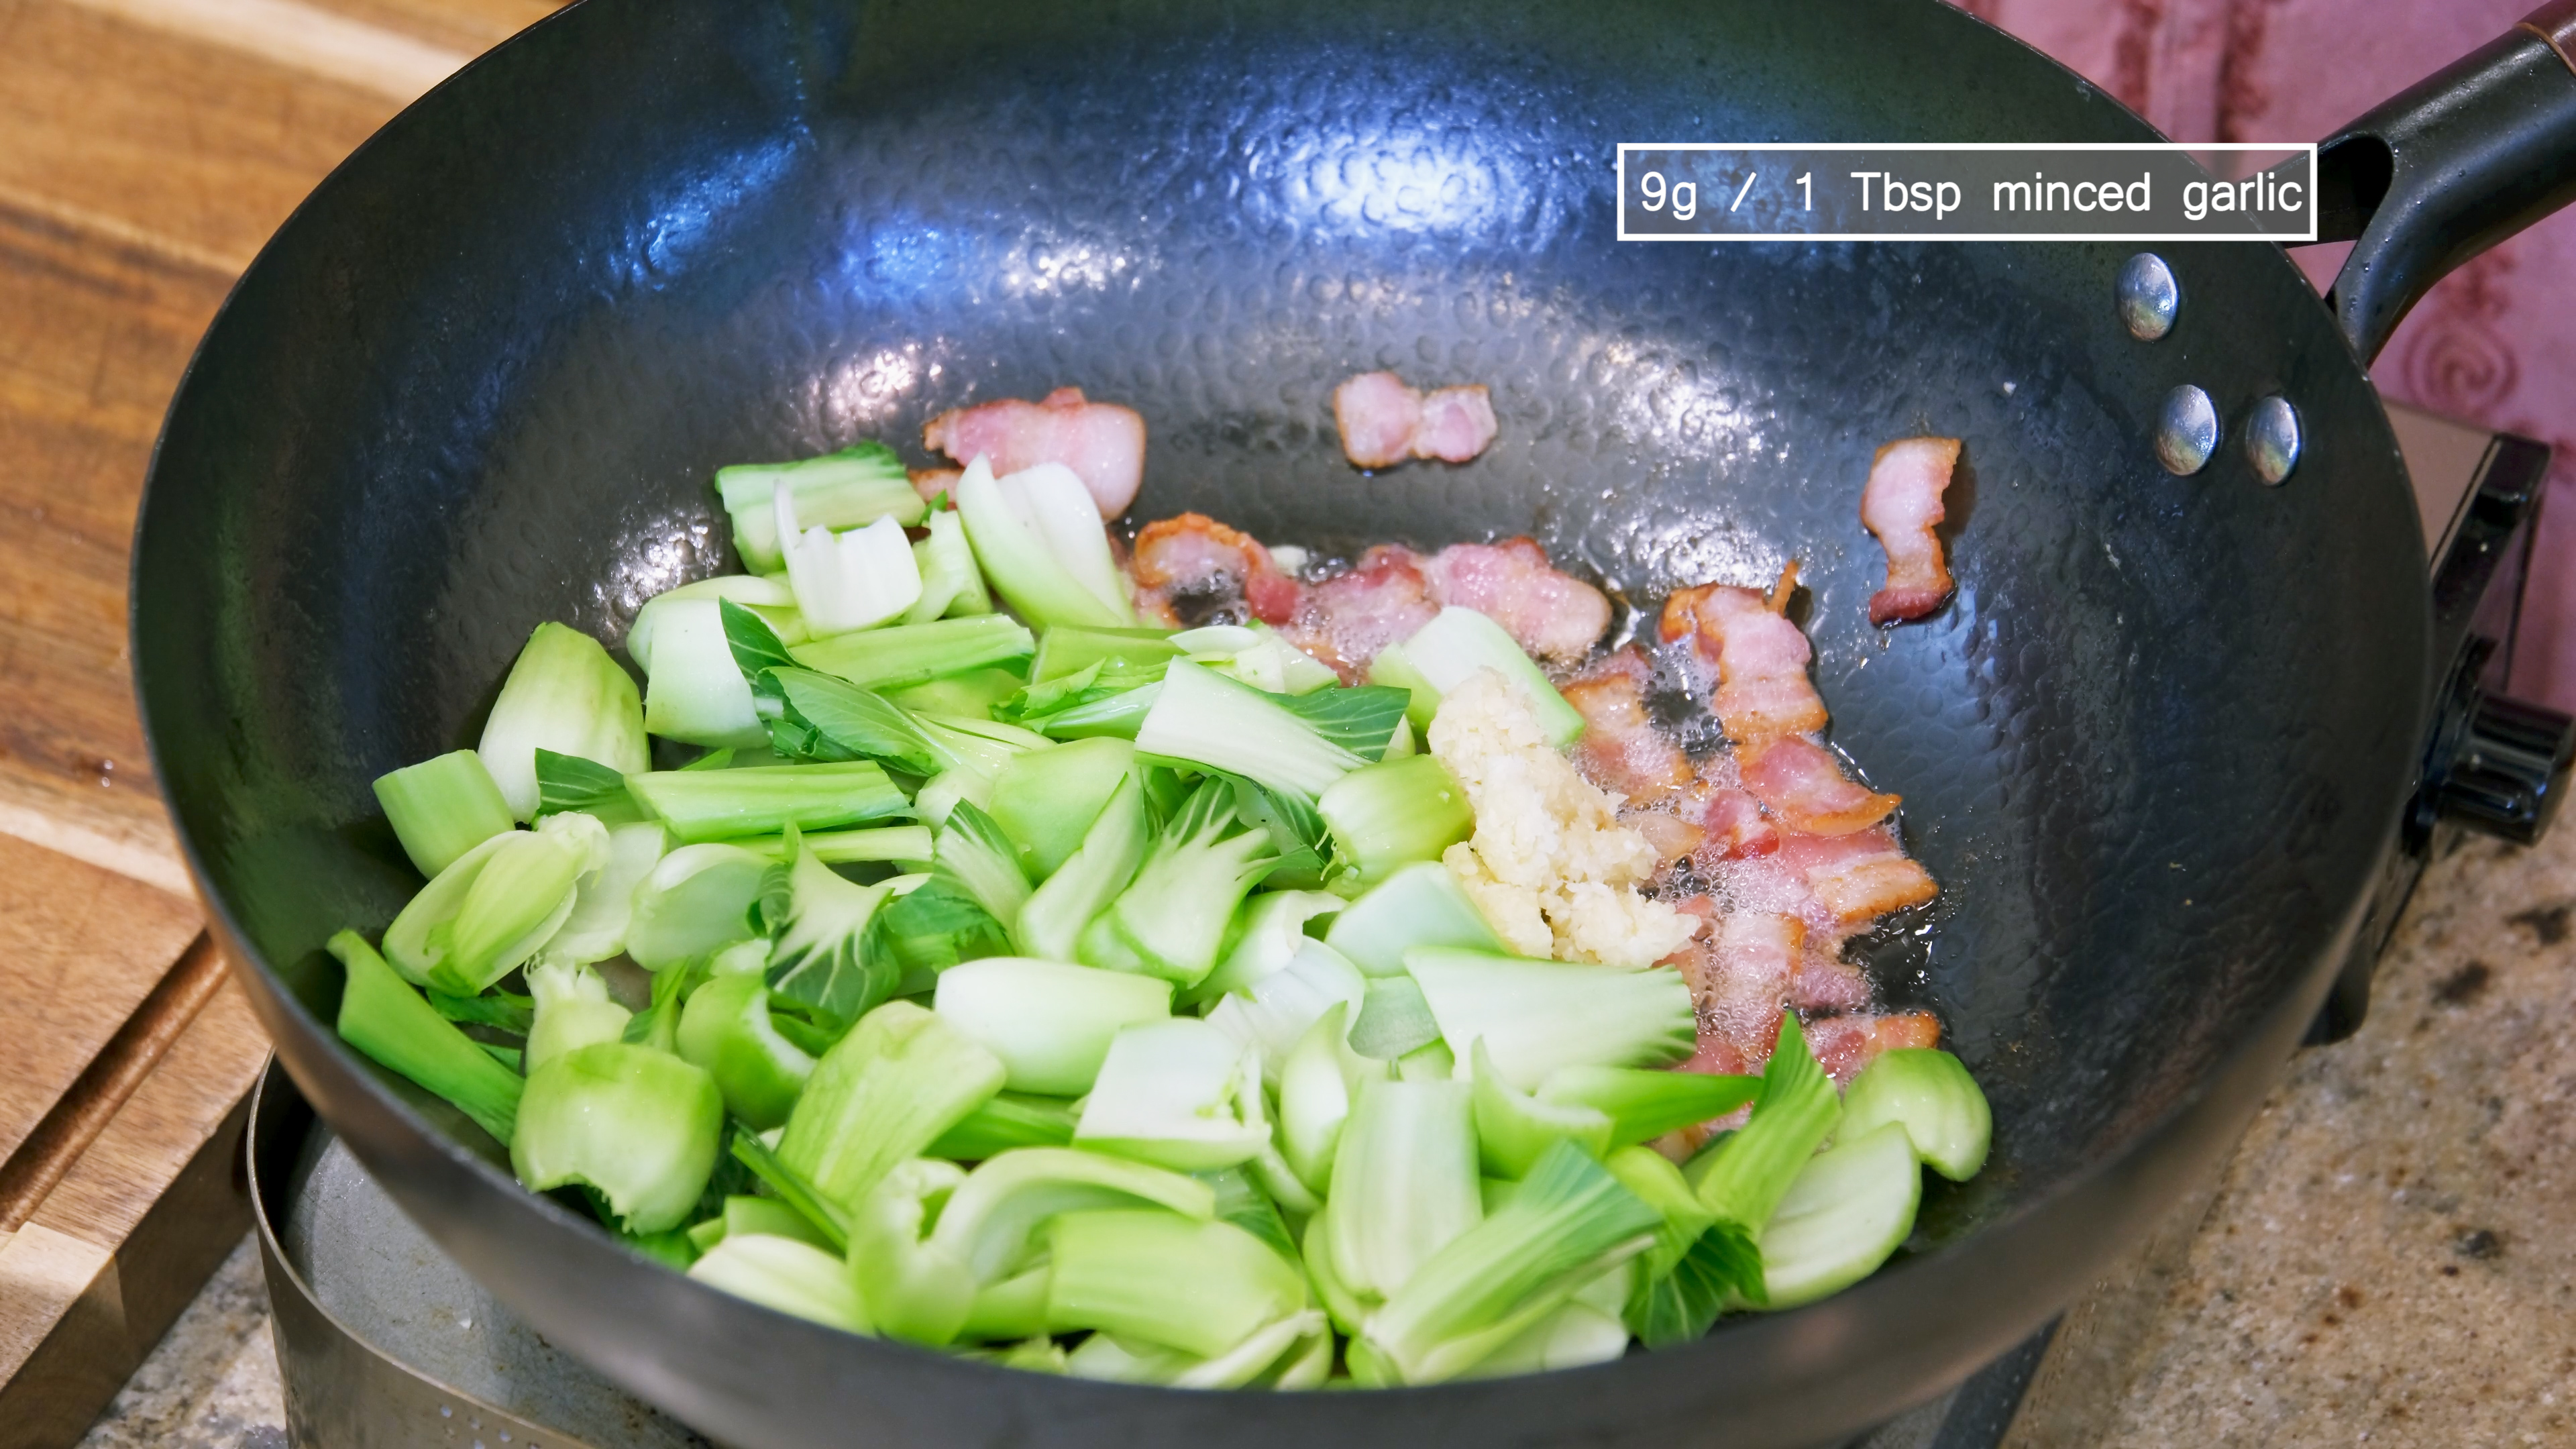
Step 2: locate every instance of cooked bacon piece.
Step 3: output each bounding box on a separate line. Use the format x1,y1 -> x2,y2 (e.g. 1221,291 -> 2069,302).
1625,808 -> 1705,863
923,387 -> 1147,519
1426,538 -> 1611,665
1695,913 -> 1802,1049
1416,386 -> 1499,462
1283,544 -> 1440,681
1692,786 -> 1782,864
1791,957 -> 1875,1011
1130,513 -> 1302,628
1332,371 -> 1498,468
1741,735 -> 1899,837
1658,566 -> 1828,747
1807,1011 -> 1943,1085
1862,437 -> 1961,625
1564,649 -> 1691,803
1776,828 -> 1939,926
909,467 -> 963,504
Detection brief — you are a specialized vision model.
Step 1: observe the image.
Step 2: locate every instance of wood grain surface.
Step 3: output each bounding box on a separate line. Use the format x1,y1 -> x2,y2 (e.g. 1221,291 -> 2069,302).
0,0 -> 549,1441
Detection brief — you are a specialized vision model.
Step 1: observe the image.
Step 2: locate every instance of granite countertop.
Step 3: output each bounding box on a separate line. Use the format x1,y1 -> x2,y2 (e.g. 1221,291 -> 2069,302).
76,824 -> 2576,1449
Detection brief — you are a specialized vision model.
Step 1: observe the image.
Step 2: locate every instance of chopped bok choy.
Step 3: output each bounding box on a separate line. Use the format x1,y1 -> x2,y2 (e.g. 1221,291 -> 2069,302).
321,427 -> 1990,1387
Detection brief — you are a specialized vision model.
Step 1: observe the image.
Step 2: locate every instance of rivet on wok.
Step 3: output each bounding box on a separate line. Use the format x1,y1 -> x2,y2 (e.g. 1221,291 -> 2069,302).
2156,385 -> 2220,475
2117,253 -> 2180,341
2246,395 -> 2301,485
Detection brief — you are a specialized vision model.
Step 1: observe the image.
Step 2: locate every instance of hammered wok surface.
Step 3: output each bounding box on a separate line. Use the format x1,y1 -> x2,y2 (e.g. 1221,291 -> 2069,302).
131,0 -> 2429,1444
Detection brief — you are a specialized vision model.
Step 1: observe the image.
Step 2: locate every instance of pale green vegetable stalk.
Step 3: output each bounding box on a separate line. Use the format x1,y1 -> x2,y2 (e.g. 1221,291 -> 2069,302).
1134,660 -> 1374,801
538,819 -> 667,965
925,1147 -> 1216,1284
676,972 -> 816,1130
740,824 -> 934,866
716,439 -> 923,574
478,622 -> 649,819
1062,1310 -> 1329,1389
1077,780 -> 1279,987
1324,861 -> 1506,976
1320,1078 -> 1481,1305
1537,1064 -> 1763,1150
1014,775 -> 1150,963
989,737 -> 1135,879
1044,1210 -> 1309,1358
765,826 -> 899,1028
1358,1140 -> 1660,1384
1316,752 -> 1474,883
622,842 -> 773,970
1754,1122 -> 1923,1309
1189,889 -> 1346,1004
1203,939 -> 1367,1080
511,1040 -> 724,1234
788,614 -> 1036,693
628,760 -> 908,841
1368,608 -> 1586,748
954,457 -> 1132,630
1601,1145 -> 1716,1284
627,574 -> 805,672
1403,947 -> 1695,1091
1469,1040 -> 1615,1179
1464,1266 -> 1633,1379
1687,1014 -> 1843,1241
1030,626 -> 1179,682
905,509 -> 993,625
641,598 -> 775,749
775,484 -> 922,635
1172,623 -> 1338,696
382,812 -> 608,996
931,957 -> 1171,1096
1276,1001 -> 1387,1194
1071,1019 -> 1267,1171
776,1001 -> 1006,1212
372,750 -> 515,877
328,930 -> 523,1144
845,1159 -> 977,1344
523,957 -> 633,1074
1839,1048 -> 1992,1181
925,1091 -> 1080,1161
929,802 -> 1032,935
689,1234 -> 873,1332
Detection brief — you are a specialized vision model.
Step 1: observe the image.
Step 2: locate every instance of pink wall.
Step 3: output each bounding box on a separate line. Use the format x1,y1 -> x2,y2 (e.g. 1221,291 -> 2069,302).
1956,0 -> 2576,706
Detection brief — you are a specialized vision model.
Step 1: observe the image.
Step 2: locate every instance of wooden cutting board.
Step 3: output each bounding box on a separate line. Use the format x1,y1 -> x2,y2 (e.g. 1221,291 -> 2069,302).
0,0 -> 554,1442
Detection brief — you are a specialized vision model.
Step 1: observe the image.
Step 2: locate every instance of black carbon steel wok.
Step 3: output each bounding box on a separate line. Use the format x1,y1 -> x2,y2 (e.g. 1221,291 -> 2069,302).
129,1 -> 2576,1445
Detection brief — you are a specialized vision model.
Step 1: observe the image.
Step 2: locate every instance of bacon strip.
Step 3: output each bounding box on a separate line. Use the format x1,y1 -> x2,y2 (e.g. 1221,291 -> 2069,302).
1691,786 -> 1782,865
1776,828 -> 1939,926
1283,544 -> 1440,682
924,387 -> 1147,519
1424,538 -> 1611,665
1332,371 -> 1498,468
1680,912 -> 1805,1076
1564,649 -> 1692,803
1807,1011 -> 1943,1085
1741,735 -> 1899,837
1861,437 -> 1961,625
1658,565 -> 1828,747
1129,513 -> 1302,628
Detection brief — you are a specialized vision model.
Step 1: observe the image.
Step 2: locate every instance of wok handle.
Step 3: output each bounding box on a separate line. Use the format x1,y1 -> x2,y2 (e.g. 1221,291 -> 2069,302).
2303,0 -> 2576,363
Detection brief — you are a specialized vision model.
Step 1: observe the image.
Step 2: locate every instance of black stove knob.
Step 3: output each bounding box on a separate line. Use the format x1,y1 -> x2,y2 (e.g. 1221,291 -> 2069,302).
2436,692 -> 2576,844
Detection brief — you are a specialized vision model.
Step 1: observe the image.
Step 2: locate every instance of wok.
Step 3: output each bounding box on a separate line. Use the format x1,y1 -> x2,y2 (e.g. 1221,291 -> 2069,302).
129,0 -> 2576,1444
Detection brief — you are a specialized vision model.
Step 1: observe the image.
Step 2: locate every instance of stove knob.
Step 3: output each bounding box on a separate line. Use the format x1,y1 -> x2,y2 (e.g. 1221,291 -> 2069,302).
2436,692 -> 2576,844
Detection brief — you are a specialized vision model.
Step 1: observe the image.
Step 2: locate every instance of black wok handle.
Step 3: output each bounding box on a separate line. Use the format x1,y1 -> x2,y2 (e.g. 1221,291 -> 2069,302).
2306,0 -> 2576,363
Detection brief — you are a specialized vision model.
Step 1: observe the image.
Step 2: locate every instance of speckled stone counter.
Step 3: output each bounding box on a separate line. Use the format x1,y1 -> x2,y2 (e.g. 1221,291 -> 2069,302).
80,826 -> 2576,1449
